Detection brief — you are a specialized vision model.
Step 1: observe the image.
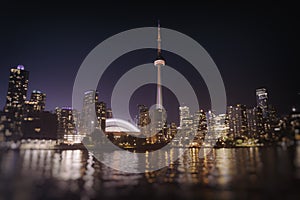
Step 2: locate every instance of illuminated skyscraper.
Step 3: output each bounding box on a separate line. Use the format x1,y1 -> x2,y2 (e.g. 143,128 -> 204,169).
246,106 -> 264,138
30,90 -> 46,111
256,88 -> 268,118
227,104 -> 248,137
179,106 -> 190,128
80,90 -> 106,134
138,105 -> 151,135
256,88 -> 279,137
206,111 -> 229,142
4,65 -> 29,113
96,101 -> 106,131
193,110 -> 208,144
167,122 -> 177,140
80,90 -> 98,134
207,110 -> 216,135
56,107 -> 77,139
3,65 -> 29,139
24,90 -> 46,113
193,109 -> 207,134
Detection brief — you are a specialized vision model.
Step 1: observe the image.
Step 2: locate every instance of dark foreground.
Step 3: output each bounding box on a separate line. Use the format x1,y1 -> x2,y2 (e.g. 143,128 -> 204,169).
0,145 -> 300,200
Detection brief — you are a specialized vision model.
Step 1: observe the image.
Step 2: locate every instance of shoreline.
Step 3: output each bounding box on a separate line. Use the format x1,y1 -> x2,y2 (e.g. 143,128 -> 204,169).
0,142 -> 294,151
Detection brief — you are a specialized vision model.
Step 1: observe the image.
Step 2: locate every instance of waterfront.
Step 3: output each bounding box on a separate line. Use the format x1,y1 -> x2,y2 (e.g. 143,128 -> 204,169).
1,145 -> 300,200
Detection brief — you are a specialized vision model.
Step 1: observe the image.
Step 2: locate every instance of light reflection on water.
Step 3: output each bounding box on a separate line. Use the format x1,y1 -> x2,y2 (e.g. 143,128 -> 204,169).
0,146 -> 299,199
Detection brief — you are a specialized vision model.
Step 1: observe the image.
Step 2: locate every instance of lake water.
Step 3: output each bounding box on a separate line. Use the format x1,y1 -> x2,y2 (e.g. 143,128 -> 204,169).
1,146 -> 300,200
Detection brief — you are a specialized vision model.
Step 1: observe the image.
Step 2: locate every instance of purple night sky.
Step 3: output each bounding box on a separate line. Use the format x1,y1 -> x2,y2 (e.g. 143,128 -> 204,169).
0,2 -> 298,123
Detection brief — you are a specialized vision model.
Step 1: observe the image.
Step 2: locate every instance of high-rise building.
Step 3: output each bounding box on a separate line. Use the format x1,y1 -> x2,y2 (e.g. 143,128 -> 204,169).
266,104 -> 279,139
181,117 -> 194,130
30,90 -> 46,111
227,104 -> 248,138
4,65 -> 29,113
3,65 -> 29,139
80,90 -> 106,134
166,122 -> 177,141
207,110 -> 216,135
246,107 -> 264,138
179,106 -> 190,128
256,88 -> 279,137
96,101 -> 106,131
56,107 -> 77,139
206,111 -> 229,139
214,114 -> 228,137
193,109 -> 207,133
24,90 -> 46,113
192,110 -> 208,144
256,88 -> 268,118
137,105 -> 151,134
80,90 -> 98,135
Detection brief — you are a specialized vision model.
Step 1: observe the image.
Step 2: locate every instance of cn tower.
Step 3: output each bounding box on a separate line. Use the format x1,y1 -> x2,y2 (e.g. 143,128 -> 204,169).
154,21 -> 165,109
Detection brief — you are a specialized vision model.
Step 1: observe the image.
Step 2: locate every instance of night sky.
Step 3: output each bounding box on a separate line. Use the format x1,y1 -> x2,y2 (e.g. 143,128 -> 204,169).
0,1 -> 298,124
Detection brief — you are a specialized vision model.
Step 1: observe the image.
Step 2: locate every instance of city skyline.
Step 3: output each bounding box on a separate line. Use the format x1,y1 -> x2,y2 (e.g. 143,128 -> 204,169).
1,64 -> 298,146
0,64 -> 292,125
0,3 -> 299,200
0,2 -> 298,119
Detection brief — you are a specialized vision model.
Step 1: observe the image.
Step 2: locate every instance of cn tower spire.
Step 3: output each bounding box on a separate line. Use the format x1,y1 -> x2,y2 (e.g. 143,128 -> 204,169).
157,20 -> 161,58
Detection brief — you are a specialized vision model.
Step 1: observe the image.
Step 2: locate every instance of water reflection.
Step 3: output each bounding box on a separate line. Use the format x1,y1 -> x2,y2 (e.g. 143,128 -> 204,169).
0,146 -> 299,199
294,144 -> 300,179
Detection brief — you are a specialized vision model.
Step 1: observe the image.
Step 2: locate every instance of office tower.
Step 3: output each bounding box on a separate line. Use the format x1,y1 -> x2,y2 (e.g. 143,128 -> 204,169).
214,114 -> 229,137
96,101 -> 106,131
206,111 -> 228,139
137,105 -> 151,134
24,90 -> 46,113
256,88 -> 268,118
227,104 -> 248,137
80,90 -> 98,135
246,107 -> 264,138
56,107 -> 77,139
256,88 -> 280,137
266,104 -> 280,138
181,117 -> 194,130
193,109 -> 207,133
179,106 -> 190,128
30,90 -> 46,111
192,110 -> 208,144
168,122 -> 177,139
4,65 -> 29,113
3,65 -> 29,139
206,110 -> 216,135
80,90 -> 106,134
268,105 -> 277,122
